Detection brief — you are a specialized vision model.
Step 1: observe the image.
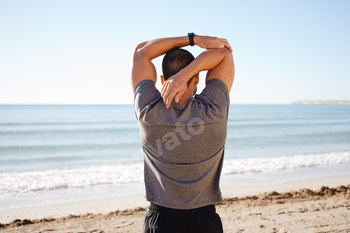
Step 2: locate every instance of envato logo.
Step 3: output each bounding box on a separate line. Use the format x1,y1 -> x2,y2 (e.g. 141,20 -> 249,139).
150,117 -> 205,155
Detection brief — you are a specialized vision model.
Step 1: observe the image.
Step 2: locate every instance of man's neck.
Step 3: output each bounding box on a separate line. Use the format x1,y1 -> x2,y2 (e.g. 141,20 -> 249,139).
177,91 -> 193,105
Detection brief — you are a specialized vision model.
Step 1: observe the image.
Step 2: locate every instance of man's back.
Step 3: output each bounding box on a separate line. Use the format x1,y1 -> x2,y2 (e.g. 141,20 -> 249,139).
135,78 -> 230,209
131,34 -> 234,232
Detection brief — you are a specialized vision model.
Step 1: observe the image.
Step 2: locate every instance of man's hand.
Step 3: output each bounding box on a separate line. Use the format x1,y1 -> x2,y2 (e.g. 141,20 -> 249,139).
161,44 -> 234,108
195,35 -> 233,52
161,71 -> 188,108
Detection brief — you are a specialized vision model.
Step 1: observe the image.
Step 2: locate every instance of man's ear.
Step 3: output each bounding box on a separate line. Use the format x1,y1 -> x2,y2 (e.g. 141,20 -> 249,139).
161,75 -> 165,85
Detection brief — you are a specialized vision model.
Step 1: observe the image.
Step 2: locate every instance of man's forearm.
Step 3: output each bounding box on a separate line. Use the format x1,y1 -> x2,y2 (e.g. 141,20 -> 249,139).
134,34 -> 232,62
174,48 -> 230,82
135,36 -> 190,61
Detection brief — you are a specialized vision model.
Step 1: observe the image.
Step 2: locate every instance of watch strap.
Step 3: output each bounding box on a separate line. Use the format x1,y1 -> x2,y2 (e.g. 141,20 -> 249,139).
188,32 -> 195,46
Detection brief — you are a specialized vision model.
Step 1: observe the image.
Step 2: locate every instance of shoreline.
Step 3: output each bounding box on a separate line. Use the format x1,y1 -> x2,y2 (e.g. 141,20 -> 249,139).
1,175 -> 349,226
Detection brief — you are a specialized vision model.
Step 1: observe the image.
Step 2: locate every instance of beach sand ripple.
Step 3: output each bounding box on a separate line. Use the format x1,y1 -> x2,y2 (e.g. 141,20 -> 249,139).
1,185 -> 349,233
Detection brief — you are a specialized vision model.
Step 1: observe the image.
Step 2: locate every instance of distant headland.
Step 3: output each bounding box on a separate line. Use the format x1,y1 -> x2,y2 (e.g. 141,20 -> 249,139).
292,101 -> 350,105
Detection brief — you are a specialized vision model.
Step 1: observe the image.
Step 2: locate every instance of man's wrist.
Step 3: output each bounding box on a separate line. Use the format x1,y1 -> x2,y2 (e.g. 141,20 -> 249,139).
178,64 -> 197,82
187,33 -> 202,47
188,33 -> 195,46
193,35 -> 201,46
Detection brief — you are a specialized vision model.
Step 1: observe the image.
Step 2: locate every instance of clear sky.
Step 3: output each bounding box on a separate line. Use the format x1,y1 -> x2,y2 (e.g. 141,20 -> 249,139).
1,0 -> 349,104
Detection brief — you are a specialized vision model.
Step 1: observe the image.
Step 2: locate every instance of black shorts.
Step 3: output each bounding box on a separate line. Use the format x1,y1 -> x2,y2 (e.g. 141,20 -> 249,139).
142,203 -> 223,233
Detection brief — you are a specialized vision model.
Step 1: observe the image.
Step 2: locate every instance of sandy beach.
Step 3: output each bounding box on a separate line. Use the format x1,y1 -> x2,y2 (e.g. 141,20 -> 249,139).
1,175 -> 350,233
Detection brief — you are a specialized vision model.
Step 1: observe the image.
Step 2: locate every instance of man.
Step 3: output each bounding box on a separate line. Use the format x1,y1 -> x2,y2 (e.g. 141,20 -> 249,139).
132,33 -> 234,233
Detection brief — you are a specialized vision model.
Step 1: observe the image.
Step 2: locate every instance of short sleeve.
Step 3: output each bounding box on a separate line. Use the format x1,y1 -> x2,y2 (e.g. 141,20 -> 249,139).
134,80 -> 161,119
199,79 -> 230,113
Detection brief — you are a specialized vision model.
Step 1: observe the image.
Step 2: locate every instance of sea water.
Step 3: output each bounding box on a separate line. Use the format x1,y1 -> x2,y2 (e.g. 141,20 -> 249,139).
0,104 -> 349,210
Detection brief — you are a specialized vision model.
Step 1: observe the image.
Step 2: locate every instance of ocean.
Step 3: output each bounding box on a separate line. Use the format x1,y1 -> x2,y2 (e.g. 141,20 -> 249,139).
0,104 -> 349,210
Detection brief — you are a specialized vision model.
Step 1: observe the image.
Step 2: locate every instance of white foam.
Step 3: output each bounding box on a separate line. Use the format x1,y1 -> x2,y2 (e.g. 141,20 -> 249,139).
1,151 -> 350,195
222,151 -> 350,175
0,163 -> 143,195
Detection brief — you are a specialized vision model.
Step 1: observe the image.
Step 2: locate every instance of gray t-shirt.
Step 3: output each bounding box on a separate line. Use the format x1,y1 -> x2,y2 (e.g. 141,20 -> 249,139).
134,78 -> 230,209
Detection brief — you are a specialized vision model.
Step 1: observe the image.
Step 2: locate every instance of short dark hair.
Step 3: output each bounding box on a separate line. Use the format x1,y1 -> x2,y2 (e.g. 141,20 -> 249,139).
162,48 -> 195,81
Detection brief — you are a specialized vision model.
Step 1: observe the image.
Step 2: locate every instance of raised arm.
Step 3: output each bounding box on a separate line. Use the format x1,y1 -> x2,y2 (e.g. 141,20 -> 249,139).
161,46 -> 234,108
131,36 -> 189,91
131,34 -> 232,91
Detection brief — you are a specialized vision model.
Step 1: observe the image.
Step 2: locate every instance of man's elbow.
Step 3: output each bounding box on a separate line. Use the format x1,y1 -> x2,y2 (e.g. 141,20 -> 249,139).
220,48 -> 234,69
220,47 -> 233,59
133,42 -> 148,61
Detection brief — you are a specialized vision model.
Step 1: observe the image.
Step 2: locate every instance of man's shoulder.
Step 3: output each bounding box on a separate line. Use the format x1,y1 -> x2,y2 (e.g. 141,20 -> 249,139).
196,78 -> 230,107
134,79 -> 156,94
134,79 -> 161,117
204,78 -> 229,96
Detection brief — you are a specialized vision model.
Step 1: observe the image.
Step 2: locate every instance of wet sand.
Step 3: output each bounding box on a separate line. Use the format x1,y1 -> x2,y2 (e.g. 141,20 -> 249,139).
1,175 -> 350,233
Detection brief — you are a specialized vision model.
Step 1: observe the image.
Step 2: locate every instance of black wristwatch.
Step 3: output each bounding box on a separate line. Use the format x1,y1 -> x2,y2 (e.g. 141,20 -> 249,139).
188,32 -> 195,46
